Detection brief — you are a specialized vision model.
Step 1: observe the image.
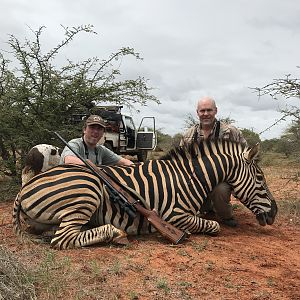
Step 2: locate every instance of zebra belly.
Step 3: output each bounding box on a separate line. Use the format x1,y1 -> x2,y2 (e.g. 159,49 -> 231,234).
89,202 -> 154,236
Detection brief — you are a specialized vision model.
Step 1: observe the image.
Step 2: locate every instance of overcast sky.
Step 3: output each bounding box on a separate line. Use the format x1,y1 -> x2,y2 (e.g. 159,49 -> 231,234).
1,0 -> 299,139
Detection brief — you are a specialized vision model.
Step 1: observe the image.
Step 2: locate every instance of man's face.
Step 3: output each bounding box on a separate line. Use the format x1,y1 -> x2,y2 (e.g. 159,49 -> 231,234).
84,124 -> 105,146
197,101 -> 217,127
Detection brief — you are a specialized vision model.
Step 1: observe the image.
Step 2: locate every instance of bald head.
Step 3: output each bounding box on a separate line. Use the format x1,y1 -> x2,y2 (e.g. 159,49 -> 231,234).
197,96 -> 216,110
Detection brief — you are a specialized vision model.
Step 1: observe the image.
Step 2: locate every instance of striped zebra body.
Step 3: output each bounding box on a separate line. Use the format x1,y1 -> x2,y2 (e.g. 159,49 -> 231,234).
97,140 -> 277,233
94,158 -> 220,235
13,164 -> 127,249
13,139 -> 277,249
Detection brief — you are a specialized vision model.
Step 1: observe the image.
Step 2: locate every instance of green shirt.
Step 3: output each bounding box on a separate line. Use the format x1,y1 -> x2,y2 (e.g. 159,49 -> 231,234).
59,138 -> 122,166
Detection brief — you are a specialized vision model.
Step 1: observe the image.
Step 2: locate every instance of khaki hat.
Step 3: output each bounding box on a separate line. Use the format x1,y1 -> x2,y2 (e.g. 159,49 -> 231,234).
85,115 -> 106,127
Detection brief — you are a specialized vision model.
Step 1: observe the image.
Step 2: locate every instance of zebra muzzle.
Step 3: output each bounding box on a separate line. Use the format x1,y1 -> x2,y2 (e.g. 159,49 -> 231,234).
256,213 -> 267,226
256,198 -> 278,226
256,209 -> 276,226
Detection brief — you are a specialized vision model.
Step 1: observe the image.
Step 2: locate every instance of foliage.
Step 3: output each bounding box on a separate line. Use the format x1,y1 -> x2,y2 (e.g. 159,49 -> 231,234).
240,128 -> 261,147
0,25 -> 159,177
254,72 -> 300,125
172,133 -> 183,148
261,120 -> 300,159
219,116 -> 236,125
155,129 -> 174,152
33,251 -> 72,299
261,138 -> 279,152
0,177 -> 20,201
183,113 -> 198,129
252,70 -> 300,155
152,130 -> 183,156
276,120 -> 300,157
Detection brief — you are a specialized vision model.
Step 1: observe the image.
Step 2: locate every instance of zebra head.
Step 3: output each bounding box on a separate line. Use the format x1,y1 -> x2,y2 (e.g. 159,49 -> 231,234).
230,143 -> 278,226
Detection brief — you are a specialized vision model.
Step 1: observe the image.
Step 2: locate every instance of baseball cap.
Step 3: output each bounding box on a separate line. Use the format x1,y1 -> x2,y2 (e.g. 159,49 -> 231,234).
85,115 -> 106,127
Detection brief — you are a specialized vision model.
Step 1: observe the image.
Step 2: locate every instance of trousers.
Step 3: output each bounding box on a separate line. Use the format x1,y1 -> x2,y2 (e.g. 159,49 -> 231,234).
202,182 -> 233,220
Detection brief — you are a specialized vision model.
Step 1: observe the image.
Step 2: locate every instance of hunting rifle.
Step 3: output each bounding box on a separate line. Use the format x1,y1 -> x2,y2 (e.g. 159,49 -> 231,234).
54,131 -> 188,244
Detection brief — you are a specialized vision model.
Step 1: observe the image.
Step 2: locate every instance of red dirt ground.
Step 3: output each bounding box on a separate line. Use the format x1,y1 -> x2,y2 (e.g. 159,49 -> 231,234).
0,166 -> 299,300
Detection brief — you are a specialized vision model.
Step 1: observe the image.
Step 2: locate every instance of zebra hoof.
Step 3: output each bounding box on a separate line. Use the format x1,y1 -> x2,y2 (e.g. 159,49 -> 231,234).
113,235 -> 129,245
207,220 -> 221,236
112,228 -> 129,245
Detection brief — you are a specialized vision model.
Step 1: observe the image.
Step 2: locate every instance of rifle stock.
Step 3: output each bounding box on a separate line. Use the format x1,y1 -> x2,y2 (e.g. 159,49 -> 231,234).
54,131 -> 188,244
136,205 -> 188,244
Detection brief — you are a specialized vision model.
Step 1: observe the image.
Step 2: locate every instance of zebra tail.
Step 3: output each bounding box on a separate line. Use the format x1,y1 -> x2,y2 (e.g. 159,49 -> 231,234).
12,192 -> 25,238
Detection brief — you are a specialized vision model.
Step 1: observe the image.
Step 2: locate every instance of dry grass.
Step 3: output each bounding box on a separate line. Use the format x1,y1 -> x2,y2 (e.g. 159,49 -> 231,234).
277,199 -> 300,225
0,246 -> 36,300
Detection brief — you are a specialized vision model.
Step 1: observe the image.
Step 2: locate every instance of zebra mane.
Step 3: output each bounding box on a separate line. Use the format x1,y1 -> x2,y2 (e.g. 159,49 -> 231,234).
159,139 -> 248,161
159,144 -> 196,160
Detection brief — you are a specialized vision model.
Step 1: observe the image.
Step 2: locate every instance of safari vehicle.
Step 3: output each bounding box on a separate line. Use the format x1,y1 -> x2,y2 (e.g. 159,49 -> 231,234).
73,106 -> 157,162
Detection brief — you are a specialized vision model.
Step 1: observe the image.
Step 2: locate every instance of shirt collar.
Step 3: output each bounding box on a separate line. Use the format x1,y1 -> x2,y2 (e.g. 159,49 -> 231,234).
199,119 -> 218,138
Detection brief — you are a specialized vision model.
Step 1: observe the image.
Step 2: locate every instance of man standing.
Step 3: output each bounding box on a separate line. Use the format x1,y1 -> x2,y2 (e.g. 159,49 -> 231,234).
180,96 -> 247,227
60,115 -> 133,166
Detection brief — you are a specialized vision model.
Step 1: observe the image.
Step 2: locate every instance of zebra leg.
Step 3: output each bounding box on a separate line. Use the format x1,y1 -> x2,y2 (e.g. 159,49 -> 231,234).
50,222 -> 128,249
174,214 -> 221,235
25,217 -> 57,235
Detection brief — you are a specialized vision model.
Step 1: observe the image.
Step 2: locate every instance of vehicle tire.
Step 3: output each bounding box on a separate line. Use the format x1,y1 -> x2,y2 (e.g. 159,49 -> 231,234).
137,150 -> 148,162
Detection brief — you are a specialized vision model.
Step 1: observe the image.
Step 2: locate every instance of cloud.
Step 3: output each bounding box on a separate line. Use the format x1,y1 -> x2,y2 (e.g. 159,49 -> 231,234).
1,0 -> 299,141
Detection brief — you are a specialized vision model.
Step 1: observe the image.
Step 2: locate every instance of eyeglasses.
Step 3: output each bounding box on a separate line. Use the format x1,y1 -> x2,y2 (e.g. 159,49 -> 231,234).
198,109 -> 215,114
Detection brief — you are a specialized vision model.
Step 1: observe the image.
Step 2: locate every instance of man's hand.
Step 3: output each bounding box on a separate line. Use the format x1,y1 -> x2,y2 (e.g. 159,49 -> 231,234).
117,157 -> 134,166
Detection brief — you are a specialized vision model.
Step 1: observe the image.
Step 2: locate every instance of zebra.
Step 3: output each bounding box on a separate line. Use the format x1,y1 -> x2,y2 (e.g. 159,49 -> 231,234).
13,139 -> 277,249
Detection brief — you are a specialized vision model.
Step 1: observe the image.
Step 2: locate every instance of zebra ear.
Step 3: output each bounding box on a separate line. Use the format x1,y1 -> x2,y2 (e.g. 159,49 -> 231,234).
244,143 -> 260,162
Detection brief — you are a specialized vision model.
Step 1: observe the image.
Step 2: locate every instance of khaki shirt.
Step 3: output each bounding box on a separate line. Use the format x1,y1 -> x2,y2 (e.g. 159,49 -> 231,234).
180,120 -> 247,147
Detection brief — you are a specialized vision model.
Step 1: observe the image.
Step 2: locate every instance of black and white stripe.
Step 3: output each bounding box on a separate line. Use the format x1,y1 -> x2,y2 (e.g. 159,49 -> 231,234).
13,139 -> 277,249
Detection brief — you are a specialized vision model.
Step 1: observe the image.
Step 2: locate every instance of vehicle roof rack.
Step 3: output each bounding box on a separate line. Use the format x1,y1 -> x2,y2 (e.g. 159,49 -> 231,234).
92,105 -> 123,114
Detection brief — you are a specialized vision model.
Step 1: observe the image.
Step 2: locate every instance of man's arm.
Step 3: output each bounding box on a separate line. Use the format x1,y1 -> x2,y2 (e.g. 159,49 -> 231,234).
63,155 -> 87,165
59,140 -> 83,165
63,155 -> 133,166
117,157 -> 134,166
63,153 -> 133,166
